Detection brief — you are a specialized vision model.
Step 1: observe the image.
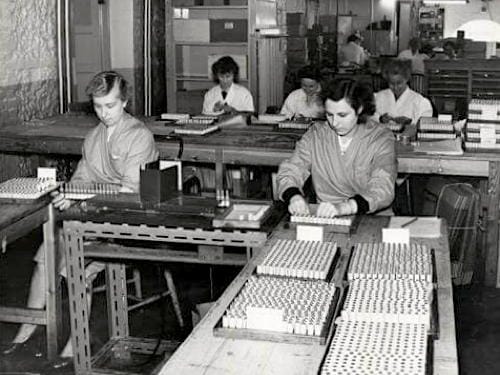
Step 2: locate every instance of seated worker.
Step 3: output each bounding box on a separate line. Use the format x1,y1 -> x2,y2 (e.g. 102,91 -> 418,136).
3,71 -> 159,364
277,79 -> 397,217
280,65 -> 325,119
433,41 -> 457,60
202,56 -> 254,116
398,37 -> 429,75
338,32 -> 369,68
375,59 -> 433,125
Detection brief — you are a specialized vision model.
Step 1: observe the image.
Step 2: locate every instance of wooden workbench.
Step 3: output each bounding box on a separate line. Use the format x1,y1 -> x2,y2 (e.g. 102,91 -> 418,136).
0,200 -> 61,360
154,216 -> 458,375
0,114 -> 499,287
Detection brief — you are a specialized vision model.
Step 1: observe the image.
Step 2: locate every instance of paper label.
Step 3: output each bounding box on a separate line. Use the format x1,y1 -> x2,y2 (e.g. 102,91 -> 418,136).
382,228 -> 410,245
296,225 -> 324,242
37,167 -> 57,182
246,306 -> 286,332
438,114 -> 452,123
479,124 -> 497,145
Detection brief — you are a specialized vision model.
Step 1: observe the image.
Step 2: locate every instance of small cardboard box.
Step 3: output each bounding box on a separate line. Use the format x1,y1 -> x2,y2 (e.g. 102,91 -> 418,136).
140,160 -> 179,205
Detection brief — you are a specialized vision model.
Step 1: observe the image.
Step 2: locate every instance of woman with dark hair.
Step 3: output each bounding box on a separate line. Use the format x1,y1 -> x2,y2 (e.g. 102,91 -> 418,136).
280,65 -> 324,119
375,59 -> 432,125
202,56 -> 254,115
277,79 -> 397,217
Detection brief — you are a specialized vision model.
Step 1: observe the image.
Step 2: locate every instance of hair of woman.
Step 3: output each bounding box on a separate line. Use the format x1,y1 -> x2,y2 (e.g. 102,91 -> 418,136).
211,56 -> 240,83
85,71 -> 128,101
322,79 -> 376,123
382,58 -> 412,81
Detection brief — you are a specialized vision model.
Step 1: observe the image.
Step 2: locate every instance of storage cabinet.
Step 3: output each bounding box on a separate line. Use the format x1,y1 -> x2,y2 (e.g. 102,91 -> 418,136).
166,0 -> 287,114
425,59 -> 500,119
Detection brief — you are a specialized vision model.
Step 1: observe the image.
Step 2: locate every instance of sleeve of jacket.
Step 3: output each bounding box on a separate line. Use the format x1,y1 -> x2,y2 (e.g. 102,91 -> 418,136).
418,96 -> 434,119
120,128 -> 159,192
280,93 -> 294,118
276,127 -> 315,200
359,129 -> 398,212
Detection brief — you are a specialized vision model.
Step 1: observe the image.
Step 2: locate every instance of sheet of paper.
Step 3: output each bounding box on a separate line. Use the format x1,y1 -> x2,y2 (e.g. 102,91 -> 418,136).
388,216 -> 442,238
296,225 -> 324,242
159,160 -> 182,191
382,228 -> 410,245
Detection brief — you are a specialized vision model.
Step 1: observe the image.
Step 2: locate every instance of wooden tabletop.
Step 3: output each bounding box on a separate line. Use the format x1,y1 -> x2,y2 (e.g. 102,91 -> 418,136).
2,114 -> 500,171
155,216 -> 458,375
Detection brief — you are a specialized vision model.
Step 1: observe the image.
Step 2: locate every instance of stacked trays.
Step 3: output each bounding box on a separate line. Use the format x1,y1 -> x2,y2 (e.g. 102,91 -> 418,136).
321,242 -> 434,375
61,182 -> 120,200
465,99 -> 500,151
174,118 -> 219,135
257,239 -> 338,280
291,213 -> 353,227
218,238 -> 340,342
0,177 -> 58,200
417,116 -> 455,140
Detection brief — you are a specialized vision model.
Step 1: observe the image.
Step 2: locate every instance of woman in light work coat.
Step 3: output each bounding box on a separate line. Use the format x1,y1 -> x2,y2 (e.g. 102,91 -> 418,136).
277,79 -> 397,217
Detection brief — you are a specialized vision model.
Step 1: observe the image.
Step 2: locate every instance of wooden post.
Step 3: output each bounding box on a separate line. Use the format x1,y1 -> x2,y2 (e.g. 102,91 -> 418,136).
165,0 -> 176,112
485,161 -> 500,286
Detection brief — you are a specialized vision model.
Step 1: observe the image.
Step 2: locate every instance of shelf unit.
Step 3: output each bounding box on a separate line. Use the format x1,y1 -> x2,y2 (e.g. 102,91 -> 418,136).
417,5 -> 444,44
425,59 -> 500,119
166,0 -> 287,114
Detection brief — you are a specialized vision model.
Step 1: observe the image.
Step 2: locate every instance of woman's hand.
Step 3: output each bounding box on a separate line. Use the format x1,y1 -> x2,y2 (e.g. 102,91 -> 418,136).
317,202 -> 340,217
288,195 -> 310,215
379,113 -> 392,124
51,191 -> 74,211
213,101 -> 225,112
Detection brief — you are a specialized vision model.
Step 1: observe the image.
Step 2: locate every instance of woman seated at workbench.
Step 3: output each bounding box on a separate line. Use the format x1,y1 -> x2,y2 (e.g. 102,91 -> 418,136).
374,58 -> 433,126
277,79 -> 397,217
202,55 -> 254,116
280,65 -> 325,119
3,71 -> 159,365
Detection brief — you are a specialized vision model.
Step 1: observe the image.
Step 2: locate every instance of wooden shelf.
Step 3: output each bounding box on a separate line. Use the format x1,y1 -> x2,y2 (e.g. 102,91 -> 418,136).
175,41 -> 247,46
185,5 -> 247,9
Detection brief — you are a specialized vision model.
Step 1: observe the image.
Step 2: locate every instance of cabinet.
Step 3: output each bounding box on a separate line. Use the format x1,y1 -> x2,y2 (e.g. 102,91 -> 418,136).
425,59 -> 500,119
418,6 -> 444,43
166,0 -> 287,114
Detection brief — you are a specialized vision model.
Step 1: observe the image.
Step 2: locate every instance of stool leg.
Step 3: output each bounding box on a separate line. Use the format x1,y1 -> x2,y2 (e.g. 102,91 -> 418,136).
164,270 -> 184,328
132,268 -> 142,300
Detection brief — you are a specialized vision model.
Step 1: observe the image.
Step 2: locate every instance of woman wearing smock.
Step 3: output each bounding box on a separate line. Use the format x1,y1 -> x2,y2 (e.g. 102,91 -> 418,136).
280,65 -> 325,119
202,56 -> 254,115
375,59 -> 433,126
277,79 -> 397,217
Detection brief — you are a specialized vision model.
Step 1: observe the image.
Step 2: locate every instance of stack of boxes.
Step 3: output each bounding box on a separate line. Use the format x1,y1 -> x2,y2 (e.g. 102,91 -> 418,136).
464,99 -> 500,151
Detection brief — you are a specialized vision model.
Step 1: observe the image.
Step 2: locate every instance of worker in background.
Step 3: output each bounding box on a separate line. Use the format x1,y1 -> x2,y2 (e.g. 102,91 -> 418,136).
338,32 -> 369,68
202,56 -> 254,115
375,59 -> 433,126
398,37 -> 429,75
432,40 -> 458,60
3,71 -> 159,366
280,65 -> 325,119
277,79 -> 397,217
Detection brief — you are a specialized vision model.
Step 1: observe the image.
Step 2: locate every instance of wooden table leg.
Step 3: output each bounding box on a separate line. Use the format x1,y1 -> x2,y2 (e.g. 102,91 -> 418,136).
485,162 -> 500,287
215,149 -> 224,191
43,204 -> 61,360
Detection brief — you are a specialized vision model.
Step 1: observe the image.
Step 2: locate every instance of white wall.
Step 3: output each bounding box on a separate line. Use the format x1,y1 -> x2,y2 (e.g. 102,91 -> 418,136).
109,0 -> 134,69
442,0 -> 500,41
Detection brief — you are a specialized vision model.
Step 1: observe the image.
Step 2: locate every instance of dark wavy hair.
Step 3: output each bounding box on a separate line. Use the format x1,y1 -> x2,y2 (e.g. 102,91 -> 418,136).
85,71 -> 128,101
321,79 -> 375,124
382,58 -> 412,81
297,65 -> 321,82
211,56 -> 240,83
